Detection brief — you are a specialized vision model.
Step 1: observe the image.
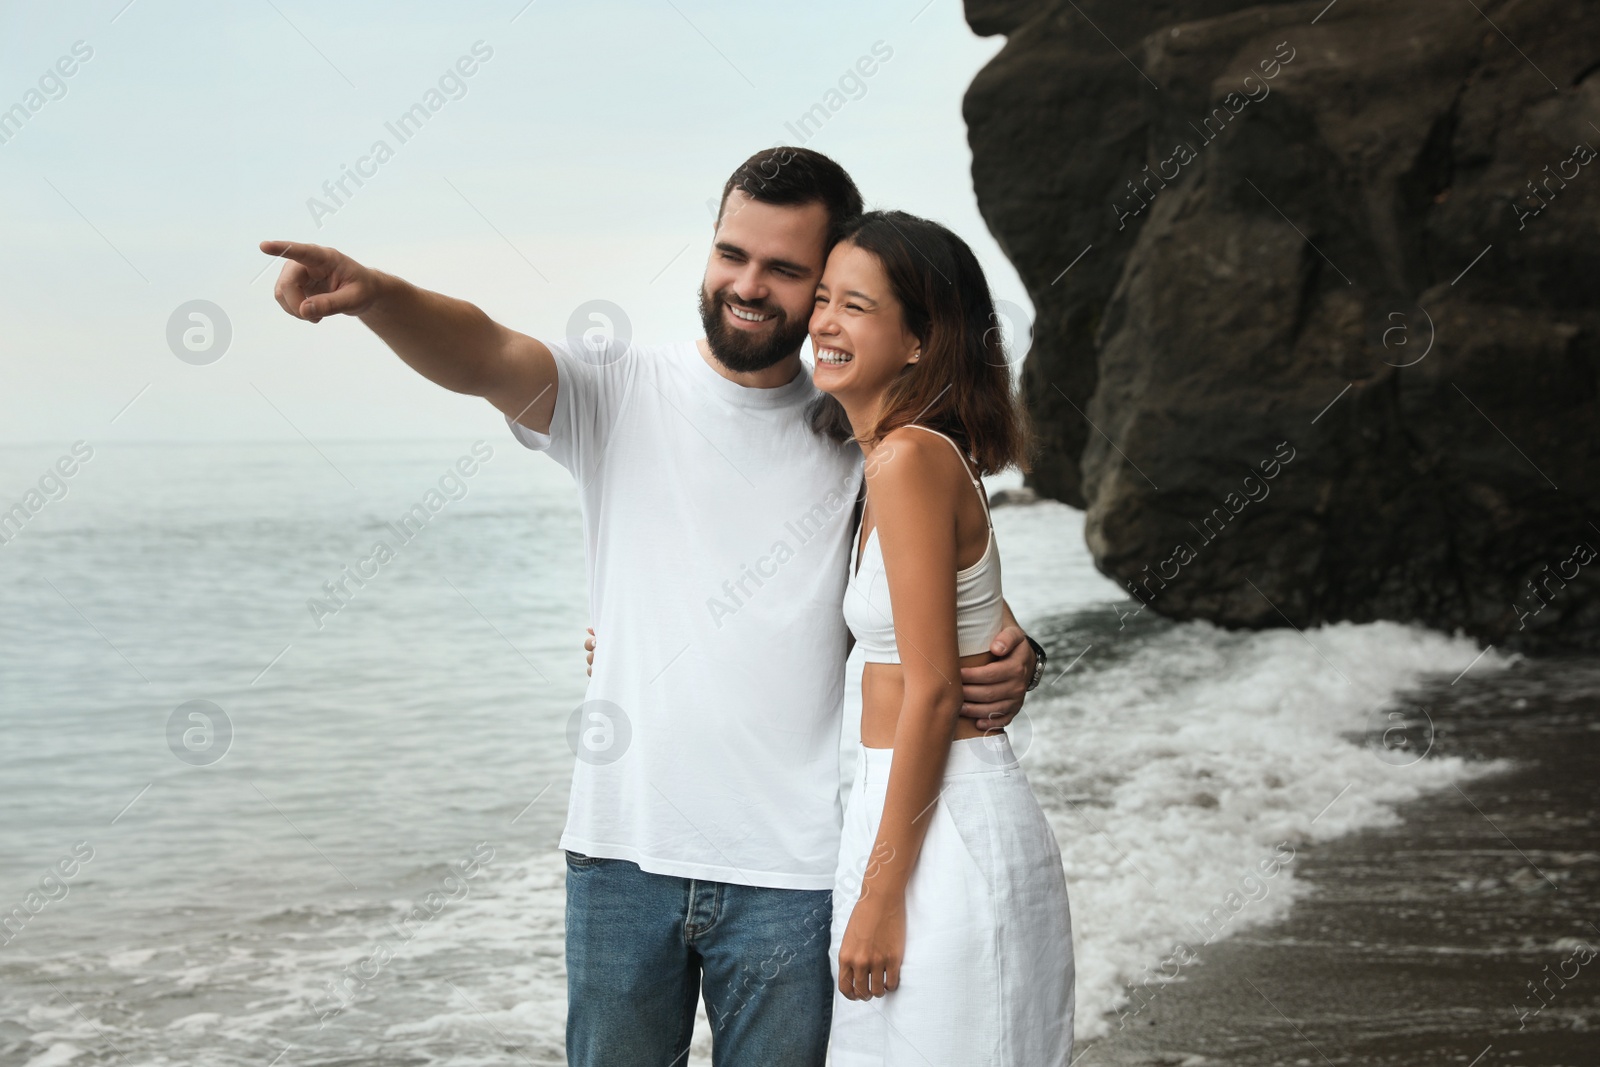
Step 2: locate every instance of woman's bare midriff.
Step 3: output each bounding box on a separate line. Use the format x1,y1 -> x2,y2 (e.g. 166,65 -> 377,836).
859,651 -> 998,749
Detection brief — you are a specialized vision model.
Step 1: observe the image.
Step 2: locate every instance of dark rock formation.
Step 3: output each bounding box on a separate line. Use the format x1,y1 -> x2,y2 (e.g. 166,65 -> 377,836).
964,0 -> 1600,652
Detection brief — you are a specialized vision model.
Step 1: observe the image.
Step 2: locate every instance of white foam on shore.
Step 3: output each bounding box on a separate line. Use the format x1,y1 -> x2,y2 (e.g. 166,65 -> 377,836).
1014,614 -> 1518,1042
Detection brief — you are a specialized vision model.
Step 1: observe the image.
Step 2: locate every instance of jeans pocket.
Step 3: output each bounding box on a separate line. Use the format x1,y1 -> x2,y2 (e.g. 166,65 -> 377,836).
565,849 -> 606,868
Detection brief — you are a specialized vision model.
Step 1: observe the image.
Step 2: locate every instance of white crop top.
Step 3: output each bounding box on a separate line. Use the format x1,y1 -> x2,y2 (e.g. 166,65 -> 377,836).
843,425 -> 1004,664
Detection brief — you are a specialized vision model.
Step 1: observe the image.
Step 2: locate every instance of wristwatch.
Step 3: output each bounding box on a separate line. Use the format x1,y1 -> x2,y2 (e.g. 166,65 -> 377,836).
1024,635 -> 1047,692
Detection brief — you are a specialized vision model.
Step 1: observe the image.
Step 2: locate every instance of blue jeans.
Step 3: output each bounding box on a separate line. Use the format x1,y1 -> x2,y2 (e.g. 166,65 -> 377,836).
564,850 -> 834,1066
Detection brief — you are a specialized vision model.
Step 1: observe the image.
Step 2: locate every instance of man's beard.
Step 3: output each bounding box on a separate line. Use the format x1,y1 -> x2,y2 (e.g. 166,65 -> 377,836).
698,284 -> 811,374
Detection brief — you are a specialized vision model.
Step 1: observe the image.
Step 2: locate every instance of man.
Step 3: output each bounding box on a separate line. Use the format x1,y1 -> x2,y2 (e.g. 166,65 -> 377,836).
260,145 -> 1044,1066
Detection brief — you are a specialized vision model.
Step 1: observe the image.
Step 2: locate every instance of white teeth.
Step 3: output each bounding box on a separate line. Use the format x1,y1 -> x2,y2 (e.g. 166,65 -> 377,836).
728,304 -> 772,322
815,347 -> 853,365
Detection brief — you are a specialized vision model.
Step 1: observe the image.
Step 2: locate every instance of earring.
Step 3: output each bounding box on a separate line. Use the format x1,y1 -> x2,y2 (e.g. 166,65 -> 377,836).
911,351 -> 921,362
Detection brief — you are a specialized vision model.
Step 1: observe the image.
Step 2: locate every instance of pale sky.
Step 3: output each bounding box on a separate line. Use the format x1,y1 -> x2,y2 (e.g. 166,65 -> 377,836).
0,0 -> 1032,443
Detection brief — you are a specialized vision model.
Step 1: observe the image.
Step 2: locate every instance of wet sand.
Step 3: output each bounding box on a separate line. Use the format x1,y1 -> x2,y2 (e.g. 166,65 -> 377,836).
1075,653 -> 1600,1067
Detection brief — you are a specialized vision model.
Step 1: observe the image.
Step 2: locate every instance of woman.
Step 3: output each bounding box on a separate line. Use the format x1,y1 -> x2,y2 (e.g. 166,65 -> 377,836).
808,210 -> 1075,1065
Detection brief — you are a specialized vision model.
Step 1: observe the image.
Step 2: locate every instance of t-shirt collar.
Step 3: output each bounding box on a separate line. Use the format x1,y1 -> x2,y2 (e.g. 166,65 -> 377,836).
681,340 -> 814,409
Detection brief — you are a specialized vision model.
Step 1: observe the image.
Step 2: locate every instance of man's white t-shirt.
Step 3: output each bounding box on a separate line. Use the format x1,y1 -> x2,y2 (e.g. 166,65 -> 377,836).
509,336 -> 862,890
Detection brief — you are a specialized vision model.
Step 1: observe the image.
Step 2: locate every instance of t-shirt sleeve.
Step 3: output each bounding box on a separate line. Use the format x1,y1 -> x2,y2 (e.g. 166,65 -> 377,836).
505,335 -> 639,478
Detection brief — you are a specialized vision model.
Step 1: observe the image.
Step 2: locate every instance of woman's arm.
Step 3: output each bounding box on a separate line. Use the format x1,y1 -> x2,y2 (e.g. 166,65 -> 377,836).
836,430 -> 965,1001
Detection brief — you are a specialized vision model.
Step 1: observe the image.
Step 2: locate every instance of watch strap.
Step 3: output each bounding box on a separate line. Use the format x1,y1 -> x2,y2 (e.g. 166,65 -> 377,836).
1024,634 -> 1047,691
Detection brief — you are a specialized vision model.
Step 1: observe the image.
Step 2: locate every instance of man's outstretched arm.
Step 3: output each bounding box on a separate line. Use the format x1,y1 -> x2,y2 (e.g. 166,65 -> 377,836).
259,240 -> 558,433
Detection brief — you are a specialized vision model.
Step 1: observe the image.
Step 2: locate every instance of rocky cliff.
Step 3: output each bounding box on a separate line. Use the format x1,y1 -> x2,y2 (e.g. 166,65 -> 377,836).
964,0 -> 1600,652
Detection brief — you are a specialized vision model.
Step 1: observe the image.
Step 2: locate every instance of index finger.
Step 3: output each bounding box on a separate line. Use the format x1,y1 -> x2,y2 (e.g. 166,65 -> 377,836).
259,240 -> 332,269
959,659 -> 1013,685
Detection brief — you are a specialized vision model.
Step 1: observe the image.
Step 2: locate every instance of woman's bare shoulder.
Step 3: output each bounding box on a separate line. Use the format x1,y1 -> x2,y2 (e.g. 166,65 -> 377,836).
866,427 -> 969,512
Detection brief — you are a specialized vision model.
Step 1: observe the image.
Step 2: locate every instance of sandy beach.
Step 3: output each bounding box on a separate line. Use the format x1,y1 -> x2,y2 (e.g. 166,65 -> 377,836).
1073,652 -> 1600,1067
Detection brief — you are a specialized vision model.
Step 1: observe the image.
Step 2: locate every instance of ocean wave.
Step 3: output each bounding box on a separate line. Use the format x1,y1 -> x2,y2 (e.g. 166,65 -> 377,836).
1013,613 -> 1517,1041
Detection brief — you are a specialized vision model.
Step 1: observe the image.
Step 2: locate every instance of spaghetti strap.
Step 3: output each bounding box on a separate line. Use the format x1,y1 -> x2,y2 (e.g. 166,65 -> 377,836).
845,425 -> 1006,664
903,424 -> 991,525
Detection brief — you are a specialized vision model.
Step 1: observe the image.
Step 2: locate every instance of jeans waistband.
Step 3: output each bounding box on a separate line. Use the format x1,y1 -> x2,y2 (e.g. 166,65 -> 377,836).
856,733 -> 1019,786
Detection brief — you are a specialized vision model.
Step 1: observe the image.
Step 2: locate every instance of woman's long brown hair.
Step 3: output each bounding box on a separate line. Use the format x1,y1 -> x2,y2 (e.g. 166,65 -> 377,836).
807,210 -> 1031,476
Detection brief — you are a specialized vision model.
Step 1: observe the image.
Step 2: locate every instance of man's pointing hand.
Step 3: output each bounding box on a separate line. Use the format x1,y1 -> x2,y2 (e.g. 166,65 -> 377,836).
260,240 -> 382,324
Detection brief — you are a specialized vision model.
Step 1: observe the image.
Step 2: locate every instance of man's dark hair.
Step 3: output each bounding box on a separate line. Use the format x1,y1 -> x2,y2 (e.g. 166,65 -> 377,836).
716,146 -> 864,248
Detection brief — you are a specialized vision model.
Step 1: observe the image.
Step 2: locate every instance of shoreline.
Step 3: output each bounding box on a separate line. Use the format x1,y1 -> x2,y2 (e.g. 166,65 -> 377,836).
1074,652 -> 1600,1067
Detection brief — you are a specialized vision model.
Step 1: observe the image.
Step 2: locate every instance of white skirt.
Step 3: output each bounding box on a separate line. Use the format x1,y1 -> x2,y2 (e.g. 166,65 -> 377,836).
828,734 -> 1075,1066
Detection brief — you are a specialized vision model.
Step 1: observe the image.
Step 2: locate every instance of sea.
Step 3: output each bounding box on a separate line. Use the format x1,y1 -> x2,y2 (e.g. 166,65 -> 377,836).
0,439 -> 1522,1066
